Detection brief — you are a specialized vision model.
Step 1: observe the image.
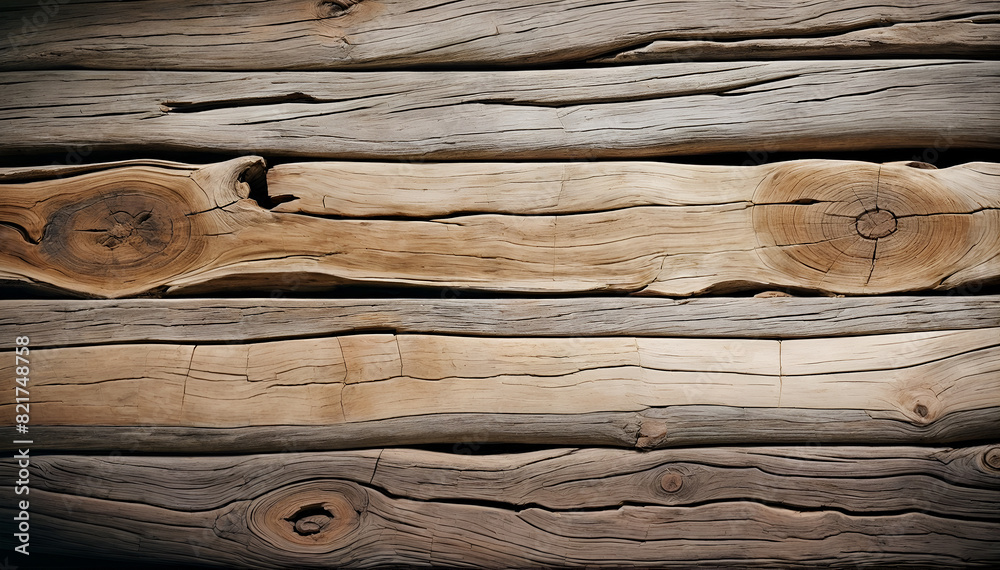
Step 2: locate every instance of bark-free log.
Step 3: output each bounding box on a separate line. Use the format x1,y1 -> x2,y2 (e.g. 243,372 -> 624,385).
4,327 -> 997,451
1,60 -> 997,159
2,157 -> 998,297
2,445 -> 997,566
0,0 -> 996,69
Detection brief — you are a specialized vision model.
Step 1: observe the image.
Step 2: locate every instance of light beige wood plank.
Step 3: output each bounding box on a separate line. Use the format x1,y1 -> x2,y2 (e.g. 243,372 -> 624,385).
2,157 -> 998,298
3,329 -> 996,432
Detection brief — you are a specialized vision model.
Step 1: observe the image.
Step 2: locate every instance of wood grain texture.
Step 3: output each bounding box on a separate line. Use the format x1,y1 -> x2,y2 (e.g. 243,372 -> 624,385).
3,296 -> 998,348
1,60 -> 997,159
2,445 -> 997,566
0,0 -> 996,69
3,328 -> 997,446
3,157 -> 999,297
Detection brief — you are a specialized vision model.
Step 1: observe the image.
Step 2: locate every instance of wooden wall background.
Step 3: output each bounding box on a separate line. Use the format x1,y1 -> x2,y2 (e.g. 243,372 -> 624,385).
1,0 -> 999,567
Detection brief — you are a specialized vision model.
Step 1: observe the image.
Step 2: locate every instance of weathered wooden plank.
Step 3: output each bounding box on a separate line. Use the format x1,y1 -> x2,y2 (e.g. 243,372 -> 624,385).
3,445 -> 998,566
3,157 -> 998,297
1,61 -> 997,159
4,328 -> 997,449
1,0 -> 996,70
3,296 -> 998,348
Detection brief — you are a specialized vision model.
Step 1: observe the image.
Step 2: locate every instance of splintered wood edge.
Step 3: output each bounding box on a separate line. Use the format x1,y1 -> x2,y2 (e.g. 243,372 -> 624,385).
1,158 -> 998,298
1,444 -> 997,566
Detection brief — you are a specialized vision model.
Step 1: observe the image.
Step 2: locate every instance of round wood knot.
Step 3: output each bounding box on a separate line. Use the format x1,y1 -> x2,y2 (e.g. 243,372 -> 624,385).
855,209 -> 896,239
38,182 -> 201,295
659,471 -> 683,493
752,161 -> 978,293
985,448 -> 1000,471
897,388 -> 941,425
248,480 -> 366,553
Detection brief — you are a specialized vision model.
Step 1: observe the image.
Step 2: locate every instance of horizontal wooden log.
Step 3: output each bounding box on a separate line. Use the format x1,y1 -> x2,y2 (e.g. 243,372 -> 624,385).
0,1 -> 995,69
3,445 -> 998,566
4,328 -> 997,451
1,60 -> 997,159
2,158 -> 998,297
3,296 -> 998,348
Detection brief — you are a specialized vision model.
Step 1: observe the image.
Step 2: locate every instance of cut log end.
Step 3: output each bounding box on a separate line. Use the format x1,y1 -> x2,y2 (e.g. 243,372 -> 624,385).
0,157 -> 266,298
752,161 -> 994,294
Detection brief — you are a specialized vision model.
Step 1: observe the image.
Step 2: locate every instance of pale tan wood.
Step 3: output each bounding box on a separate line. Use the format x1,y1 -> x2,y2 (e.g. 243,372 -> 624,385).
3,297 -> 999,348
1,61 -> 997,159
2,158 -> 998,298
4,328 -> 996,431
4,445 -> 998,566
593,19 -> 1000,64
0,1 -> 995,70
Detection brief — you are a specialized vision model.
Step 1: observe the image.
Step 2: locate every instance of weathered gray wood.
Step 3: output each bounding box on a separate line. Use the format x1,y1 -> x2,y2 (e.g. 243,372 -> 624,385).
13,407 -> 1000,454
1,0 -> 995,69
3,445 -> 997,566
1,61 -> 997,159
3,296 -> 998,348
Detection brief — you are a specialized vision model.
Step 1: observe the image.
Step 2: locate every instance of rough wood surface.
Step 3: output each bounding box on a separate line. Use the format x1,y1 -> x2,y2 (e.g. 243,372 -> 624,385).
3,296 -> 998,348
4,328 -> 997,449
2,445 -> 997,567
1,0 -> 996,69
1,61 -> 997,159
2,157 -> 998,298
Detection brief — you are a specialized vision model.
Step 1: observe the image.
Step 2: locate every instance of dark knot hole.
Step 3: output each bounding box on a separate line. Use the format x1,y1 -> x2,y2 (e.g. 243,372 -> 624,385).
286,504 -> 334,536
